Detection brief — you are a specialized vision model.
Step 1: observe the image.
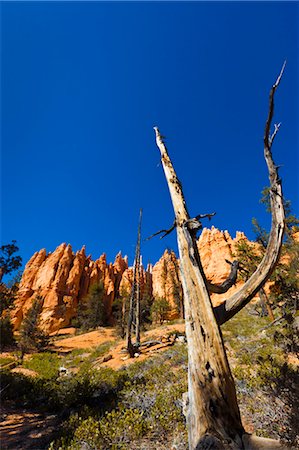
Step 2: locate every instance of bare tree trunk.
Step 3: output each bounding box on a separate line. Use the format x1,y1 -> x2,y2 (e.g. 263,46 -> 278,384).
135,211 -> 143,347
154,127 -> 243,449
126,209 -> 142,357
259,287 -> 275,321
120,296 -> 126,339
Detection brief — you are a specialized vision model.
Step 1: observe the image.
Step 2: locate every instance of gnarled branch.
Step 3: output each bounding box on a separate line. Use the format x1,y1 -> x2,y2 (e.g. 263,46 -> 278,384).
214,63 -> 286,326
207,260 -> 239,294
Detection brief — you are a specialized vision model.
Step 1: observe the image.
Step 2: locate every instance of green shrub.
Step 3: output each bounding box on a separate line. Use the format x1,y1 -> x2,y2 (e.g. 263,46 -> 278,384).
149,384 -> 186,433
99,408 -> 148,446
73,416 -> 101,448
0,356 -> 15,367
0,315 -> 15,350
23,352 -> 60,379
90,341 -> 114,359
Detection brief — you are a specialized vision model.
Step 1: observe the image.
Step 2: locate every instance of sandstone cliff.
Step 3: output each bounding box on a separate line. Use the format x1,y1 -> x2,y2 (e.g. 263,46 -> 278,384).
12,246 -> 128,332
11,227 -> 254,332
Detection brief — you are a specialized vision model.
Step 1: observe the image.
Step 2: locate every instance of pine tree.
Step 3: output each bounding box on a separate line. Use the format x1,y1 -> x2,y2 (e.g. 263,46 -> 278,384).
150,297 -> 171,325
0,313 -> 15,350
0,241 -> 22,283
77,282 -> 106,331
18,295 -> 49,358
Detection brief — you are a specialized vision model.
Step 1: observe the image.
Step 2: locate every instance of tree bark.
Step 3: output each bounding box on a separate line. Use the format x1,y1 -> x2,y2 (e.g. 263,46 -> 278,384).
154,127 -> 244,449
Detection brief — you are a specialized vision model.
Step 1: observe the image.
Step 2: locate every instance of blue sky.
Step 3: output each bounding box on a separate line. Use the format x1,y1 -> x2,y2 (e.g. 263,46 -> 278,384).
1,1 -> 298,272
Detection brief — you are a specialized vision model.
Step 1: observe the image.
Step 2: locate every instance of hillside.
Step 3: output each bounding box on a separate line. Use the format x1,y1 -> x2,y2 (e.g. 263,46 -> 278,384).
1,310 -> 298,449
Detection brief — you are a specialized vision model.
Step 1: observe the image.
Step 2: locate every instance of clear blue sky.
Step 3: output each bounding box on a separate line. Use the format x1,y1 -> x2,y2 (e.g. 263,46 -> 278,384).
1,1 -> 298,272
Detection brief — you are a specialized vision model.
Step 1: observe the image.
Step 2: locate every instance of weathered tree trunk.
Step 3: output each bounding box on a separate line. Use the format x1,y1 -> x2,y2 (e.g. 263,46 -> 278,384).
120,296 -> 126,339
135,211 -> 143,347
154,127 -> 243,449
126,209 -> 142,357
259,288 -> 275,321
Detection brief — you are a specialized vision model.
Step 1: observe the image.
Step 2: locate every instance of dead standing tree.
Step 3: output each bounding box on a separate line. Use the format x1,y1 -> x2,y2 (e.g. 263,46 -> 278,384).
126,208 -> 142,357
153,64 -> 286,450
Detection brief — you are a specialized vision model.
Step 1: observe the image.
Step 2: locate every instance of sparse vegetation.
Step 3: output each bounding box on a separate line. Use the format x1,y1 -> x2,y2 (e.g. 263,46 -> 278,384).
1,306 -> 298,449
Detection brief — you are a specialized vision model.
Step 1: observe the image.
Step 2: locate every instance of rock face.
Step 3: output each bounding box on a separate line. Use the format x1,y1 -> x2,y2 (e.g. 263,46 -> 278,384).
11,227 -> 255,332
12,245 -> 128,333
152,250 -> 183,319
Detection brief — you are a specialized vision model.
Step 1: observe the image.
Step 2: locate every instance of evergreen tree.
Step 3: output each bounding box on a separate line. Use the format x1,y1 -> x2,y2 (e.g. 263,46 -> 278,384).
0,240 -> 22,282
150,297 -> 171,325
113,287 -> 130,338
235,193 -> 299,322
0,314 -> 15,350
18,295 -> 49,357
77,282 -> 106,331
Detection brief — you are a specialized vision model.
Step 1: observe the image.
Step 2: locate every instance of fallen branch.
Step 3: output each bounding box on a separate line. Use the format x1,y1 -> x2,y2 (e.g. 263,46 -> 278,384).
260,314 -> 285,331
140,340 -> 163,348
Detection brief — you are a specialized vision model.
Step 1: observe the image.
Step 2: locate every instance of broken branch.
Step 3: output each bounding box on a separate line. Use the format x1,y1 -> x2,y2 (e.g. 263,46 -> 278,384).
146,219 -> 177,240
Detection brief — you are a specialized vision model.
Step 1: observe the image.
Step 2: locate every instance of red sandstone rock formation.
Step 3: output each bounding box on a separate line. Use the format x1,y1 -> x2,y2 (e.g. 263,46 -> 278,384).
11,245 -> 128,333
11,227 -> 261,332
152,250 -> 183,319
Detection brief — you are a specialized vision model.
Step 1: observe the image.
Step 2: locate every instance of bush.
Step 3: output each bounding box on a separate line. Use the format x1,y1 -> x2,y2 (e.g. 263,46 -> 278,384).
99,408 -> 148,446
1,365 -> 127,412
0,314 -> 15,350
23,352 -> 60,379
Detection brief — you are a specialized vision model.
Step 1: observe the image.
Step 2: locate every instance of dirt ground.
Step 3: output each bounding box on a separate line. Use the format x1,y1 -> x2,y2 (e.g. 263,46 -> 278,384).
0,405 -> 59,450
52,323 -> 186,370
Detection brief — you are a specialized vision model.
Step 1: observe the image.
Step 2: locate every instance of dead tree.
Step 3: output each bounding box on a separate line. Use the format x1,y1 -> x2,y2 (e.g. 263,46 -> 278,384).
153,64 -> 286,450
126,209 -> 142,357
135,211 -> 143,347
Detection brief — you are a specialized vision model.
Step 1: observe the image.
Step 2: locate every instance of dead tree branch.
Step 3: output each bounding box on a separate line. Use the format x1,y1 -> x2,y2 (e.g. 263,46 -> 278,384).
214,63 -> 286,326
146,220 -> 177,240
207,260 -> 240,294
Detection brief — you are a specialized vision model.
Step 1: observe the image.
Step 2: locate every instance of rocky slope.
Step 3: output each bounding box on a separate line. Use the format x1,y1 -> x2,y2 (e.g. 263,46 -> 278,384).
11,227 -> 251,332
